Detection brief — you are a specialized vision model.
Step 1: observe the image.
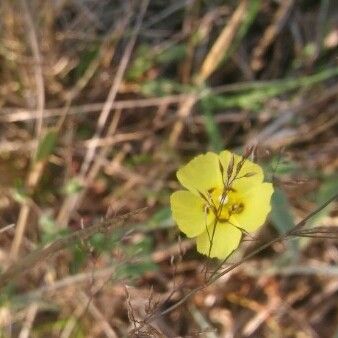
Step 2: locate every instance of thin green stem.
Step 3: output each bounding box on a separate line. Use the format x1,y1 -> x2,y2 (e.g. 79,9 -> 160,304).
148,193 -> 337,322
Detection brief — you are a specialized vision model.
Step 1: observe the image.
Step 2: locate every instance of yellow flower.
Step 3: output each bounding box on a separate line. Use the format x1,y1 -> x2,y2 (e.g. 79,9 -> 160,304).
170,150 -> 274,259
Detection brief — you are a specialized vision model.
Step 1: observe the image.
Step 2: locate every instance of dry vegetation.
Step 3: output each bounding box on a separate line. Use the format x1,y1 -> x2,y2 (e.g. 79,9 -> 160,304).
0,0 -> 338,337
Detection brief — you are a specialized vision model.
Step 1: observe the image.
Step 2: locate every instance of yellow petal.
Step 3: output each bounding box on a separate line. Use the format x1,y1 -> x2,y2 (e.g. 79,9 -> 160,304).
170,190 -> 210,238
219,150 -> 263,190
177,152 -> 223,195
196,222 -> 242,259
231,182 -> 274,233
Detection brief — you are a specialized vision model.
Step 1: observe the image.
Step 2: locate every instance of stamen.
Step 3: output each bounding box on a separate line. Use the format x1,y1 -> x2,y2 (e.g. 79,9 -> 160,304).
230,203 -> 244,214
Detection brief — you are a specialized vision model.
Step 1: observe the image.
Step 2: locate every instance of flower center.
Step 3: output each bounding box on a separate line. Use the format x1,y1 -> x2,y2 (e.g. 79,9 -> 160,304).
205,187 -> 245,222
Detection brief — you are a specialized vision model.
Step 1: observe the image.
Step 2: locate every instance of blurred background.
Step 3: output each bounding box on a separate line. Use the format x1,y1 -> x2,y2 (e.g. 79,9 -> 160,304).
0,0 -> 337,337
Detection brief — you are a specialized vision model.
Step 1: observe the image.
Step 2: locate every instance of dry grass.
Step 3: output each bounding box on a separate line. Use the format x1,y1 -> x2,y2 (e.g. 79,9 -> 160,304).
0,0 -> 337,337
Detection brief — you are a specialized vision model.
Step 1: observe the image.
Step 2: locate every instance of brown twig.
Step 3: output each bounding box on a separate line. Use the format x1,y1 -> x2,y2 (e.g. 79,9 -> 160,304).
18,303 -> 39,338
80,0 -> 149,177
0,95 -> 189,123
251,0 -> 295,71
196,0 -> 248,83
169,0 -> 248,146
19,0 -> 45,137
10,0 -> 46,260
56,0 -> 149,228
0,208 -> 146,290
